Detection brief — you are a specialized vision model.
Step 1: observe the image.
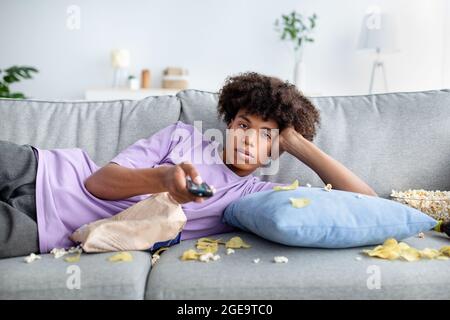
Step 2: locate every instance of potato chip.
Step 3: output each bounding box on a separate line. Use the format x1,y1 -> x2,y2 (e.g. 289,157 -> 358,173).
419,248 -> 441,259
108,251 -> 133,262
439,246 -> 450,257
196,242 -> 219,254
197,237 -> 222,244
399,248 -> 421,262
398,242 -> 410,250
64,253 -> 81,263
383,238 -> 398,247
370,247 -> 400,260
273,179 -> 299,191
196,238 -> 220,254
323,183 -> 332,192
289,197 -> 311,208
225,236 -> 251,249
180,249 -> 200,261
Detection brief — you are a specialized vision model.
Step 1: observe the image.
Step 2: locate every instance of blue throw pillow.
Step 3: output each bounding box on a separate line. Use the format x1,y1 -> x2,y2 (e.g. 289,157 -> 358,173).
222,187 -> 438,248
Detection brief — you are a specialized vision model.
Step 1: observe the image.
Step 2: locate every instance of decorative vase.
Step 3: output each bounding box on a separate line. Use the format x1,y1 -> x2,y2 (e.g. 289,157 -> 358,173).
293,47 -> 306,90
293,59 -> 306,89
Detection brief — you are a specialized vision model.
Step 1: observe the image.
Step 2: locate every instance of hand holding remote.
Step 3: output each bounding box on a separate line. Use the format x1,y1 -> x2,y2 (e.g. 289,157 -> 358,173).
162,162 -> 207,204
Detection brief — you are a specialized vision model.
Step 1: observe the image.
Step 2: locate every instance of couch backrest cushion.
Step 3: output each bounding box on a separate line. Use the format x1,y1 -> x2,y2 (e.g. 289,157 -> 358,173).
1,89 -> 449,197
177,89 -> 450,198
0,96 -> 181,166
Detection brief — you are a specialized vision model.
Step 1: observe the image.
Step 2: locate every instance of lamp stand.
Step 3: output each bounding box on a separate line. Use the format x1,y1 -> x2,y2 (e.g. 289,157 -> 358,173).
112,68 -> 128,88
369,48 -> 388,94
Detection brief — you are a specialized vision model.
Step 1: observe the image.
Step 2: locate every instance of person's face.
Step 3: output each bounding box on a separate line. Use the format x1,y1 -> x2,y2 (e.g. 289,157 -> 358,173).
224,109 -> 279,175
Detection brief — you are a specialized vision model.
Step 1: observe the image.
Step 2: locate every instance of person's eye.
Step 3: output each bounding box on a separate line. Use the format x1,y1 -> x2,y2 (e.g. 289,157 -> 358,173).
261,130 -> 271,139
239,123 -> 248,129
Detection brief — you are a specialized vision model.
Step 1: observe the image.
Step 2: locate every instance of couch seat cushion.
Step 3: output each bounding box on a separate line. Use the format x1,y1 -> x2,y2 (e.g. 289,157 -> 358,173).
145,231 -> 450,299
0,251 -> 151,299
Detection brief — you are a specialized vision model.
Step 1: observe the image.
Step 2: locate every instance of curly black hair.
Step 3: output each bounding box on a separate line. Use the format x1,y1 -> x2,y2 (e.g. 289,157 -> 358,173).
217,71 -> 320,141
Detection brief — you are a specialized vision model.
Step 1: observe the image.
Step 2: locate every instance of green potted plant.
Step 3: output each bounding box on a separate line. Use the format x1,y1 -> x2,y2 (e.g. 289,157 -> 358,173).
274,11 -> 317,88
0,65 -> 38,99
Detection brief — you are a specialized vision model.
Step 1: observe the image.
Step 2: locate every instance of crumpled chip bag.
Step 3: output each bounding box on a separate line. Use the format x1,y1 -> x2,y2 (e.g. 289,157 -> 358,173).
70,192 -> 186,252
363,238 -> 450,262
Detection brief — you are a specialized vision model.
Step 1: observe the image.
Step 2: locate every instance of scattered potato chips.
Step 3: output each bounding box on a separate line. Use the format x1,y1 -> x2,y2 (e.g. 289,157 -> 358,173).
363,238 -> 450,262
273,180 -> 299,191
180,236 -> 251,262
289,197 -> 311,208
108,251 -> 133,262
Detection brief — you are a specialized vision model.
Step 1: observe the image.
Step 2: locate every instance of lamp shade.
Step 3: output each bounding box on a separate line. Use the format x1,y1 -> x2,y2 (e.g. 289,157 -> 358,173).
111,49 -> 130,68
357,13 -> 397,52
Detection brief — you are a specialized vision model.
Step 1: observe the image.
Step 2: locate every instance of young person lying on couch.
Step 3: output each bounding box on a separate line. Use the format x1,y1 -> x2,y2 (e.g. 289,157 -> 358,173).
0,72 -> 377,259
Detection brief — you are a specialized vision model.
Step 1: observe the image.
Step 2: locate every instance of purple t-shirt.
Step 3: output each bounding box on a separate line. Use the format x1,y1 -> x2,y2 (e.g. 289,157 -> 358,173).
33,121 -> 283,253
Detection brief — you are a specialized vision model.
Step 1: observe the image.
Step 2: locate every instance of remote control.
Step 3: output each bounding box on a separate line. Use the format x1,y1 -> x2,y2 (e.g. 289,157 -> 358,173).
186,176 -> 214,197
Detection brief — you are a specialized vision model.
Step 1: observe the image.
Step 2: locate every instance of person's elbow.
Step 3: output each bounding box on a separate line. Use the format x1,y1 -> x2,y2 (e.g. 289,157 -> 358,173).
84,173 -> 110,200
84,175 -> 99,197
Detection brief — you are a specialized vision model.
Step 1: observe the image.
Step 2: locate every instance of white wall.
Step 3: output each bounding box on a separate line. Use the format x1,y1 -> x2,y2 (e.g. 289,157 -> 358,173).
0,0 -> 447,99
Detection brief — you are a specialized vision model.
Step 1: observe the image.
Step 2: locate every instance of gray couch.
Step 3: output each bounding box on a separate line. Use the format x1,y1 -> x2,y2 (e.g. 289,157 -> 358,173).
0,89 -> 449,299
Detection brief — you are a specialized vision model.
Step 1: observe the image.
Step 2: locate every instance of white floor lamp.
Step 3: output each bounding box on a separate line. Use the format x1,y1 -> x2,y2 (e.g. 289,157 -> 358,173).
111,49 -> 130,88
357,10 -> 397,94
